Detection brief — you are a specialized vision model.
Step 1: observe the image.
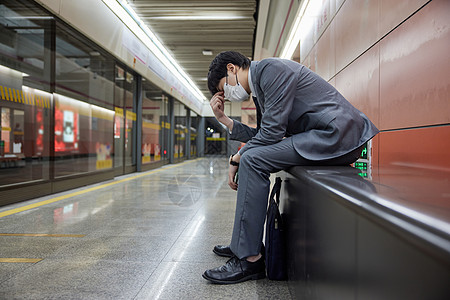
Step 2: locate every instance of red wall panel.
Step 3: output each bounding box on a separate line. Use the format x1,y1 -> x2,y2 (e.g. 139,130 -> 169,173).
379,126 -> 450,170
336,44 -> 380,129
335,0 -> 379,72
308,0 -> 448,170
379,0 -> 450,130
379,0 -> 429,38
316,21 -> 336,82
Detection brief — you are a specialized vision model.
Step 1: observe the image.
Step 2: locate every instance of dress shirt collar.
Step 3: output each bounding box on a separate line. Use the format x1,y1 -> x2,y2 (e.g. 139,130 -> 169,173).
248,62 -> 257,98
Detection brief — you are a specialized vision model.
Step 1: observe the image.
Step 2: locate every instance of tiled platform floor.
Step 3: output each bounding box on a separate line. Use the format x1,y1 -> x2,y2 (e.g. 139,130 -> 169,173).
0,157 -> 292,299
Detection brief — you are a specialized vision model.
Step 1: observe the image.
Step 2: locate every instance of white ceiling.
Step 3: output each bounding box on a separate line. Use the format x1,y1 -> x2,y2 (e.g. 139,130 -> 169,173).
127,0 -> 258,99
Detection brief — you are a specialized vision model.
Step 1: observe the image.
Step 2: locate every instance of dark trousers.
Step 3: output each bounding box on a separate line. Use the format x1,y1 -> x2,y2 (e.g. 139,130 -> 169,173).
230,137 -> 363,259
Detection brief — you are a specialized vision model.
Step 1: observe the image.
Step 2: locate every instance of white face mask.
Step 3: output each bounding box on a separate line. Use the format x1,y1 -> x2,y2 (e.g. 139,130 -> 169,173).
223,73 -> 249,102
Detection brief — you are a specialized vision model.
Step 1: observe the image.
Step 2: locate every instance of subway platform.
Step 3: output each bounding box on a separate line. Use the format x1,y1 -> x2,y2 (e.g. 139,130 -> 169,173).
0,157 -> 292,299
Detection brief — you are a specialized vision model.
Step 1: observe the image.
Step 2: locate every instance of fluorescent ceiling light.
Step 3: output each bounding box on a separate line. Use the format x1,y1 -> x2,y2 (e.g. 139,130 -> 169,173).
7,16 -> 54,20
148,16 -> 248,21
202,50 -> 213,56
280,0 -> 308,59
280,0 -> 325,59
102,0 -> 207,102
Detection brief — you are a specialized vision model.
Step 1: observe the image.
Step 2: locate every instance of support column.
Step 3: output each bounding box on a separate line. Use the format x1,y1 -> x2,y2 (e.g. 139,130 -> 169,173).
197,117 -> 205,157
186,108 -> 191,160
135,76 -> 142,172
168,97 -> 175,164
44,19 -> 56,180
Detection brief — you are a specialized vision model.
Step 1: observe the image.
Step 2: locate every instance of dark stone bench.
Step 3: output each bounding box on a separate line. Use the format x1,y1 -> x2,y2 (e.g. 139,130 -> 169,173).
279,165 -> 450,300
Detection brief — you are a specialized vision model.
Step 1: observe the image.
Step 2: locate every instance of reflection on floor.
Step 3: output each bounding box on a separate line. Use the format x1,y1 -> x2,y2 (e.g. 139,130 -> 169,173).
0,157 -> 292,299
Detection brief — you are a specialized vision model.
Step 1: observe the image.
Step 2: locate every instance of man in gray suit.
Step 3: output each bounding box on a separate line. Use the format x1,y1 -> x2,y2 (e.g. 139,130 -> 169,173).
202,51 -> 379,284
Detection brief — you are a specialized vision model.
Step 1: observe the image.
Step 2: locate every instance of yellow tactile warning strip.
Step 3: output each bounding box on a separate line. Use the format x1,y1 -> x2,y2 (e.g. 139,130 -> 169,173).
0,258 -> 43,263
0,158 -> 201,219
0,233 -> 85,238
0,234 -> 84,263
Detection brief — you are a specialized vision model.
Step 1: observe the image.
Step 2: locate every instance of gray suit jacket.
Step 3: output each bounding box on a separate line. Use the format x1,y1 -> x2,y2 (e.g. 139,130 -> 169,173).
230,58 -> 379,161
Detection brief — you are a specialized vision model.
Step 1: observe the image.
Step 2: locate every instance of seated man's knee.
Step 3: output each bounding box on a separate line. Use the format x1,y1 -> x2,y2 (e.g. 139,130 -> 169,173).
239,151 -> 251,168
240,149 -> 263,169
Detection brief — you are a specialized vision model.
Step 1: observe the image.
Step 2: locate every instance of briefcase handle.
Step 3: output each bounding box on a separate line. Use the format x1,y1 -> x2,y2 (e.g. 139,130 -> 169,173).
269,177 -> 282,206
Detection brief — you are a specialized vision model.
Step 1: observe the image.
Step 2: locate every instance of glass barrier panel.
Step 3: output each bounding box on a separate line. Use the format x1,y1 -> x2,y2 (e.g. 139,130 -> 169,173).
142,81 -> 166,164
0,0 -> 52,186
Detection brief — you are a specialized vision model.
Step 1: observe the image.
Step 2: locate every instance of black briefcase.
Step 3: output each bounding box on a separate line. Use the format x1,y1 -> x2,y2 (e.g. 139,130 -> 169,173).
265,177 -> 287,280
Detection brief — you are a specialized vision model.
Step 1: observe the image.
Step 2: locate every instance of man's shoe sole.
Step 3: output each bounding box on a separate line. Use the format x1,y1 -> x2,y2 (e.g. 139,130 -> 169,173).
202,271 -> 266,284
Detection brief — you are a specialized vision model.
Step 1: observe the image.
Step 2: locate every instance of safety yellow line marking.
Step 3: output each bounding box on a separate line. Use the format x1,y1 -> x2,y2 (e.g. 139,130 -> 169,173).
0,158 -> 202,219
0,233 -> 85,238
0,258 -> 43,263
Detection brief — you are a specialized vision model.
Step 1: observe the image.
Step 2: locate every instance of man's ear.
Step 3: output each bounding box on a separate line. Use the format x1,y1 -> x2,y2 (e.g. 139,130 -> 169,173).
226,63 -> 236,74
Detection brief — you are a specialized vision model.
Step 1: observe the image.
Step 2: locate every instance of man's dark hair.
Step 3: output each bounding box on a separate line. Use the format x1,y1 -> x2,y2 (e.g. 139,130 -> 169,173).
207,51 -> 251,95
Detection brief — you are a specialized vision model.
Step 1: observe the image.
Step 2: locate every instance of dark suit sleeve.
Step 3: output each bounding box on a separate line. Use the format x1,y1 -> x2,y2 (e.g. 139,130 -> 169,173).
229,96 -> 261,143
229,119 -> 258,143
239,60 -> 296,155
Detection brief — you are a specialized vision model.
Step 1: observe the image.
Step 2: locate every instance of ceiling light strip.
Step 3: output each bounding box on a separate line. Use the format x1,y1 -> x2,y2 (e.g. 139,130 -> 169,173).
119,0 -> 205,101
120,0 -> 205,101
102,0 -> 206,102
280,0 -> 309,59
119,2 -> 191,85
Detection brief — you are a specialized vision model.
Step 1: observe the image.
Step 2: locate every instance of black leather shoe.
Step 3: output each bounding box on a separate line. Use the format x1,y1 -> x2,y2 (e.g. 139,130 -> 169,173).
213,243 -> 266,258
213,245 -> 234,257
202,256 -> 266,284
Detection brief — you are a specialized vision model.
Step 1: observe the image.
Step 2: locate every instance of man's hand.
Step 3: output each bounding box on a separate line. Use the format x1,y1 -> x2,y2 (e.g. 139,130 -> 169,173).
228,164 -> 239,190
210,91 -> 225,120
210,92 -> 233,130
228,153 -> 241,191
